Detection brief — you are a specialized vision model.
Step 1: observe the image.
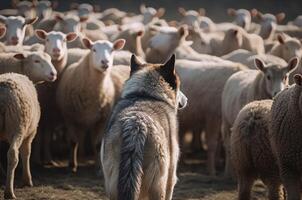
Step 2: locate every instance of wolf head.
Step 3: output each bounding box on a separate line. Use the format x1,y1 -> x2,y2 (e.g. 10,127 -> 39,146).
122,54 -> 187,110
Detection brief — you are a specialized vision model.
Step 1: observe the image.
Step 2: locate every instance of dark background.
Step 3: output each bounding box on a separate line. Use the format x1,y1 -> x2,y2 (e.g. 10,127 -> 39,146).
0,0 -> 301,23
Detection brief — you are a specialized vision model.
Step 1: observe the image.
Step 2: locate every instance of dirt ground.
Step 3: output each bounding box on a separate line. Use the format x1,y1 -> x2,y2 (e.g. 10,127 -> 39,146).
0,152 -> 269,200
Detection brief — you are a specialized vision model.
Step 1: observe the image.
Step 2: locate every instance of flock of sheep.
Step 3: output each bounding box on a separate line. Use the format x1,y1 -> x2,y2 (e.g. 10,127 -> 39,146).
0,0 -> 302,199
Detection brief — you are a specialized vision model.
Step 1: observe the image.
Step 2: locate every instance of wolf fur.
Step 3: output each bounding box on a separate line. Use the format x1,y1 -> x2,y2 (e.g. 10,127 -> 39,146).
101,54 -> 187,200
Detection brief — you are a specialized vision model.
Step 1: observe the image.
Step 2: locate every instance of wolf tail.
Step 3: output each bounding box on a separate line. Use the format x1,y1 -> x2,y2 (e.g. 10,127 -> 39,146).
118,114 -> 148,200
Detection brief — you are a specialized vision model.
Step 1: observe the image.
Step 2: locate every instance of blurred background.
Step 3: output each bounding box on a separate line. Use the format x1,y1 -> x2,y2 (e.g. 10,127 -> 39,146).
0,0 -> 301,22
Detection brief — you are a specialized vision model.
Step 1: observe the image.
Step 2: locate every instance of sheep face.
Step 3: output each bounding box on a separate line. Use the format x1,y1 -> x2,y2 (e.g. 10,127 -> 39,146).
278,35 -> 302,61
149,26 -> 188,54
0,16 -> 37,46
56,15 -> 85,34
36,0 -> 52,19
14,52 -> 57,83
82,38 -> 125,72
17,1 -> 36,19
35,30 -> 78,61
228,9 -> 251,30
255,57 -> 299,97
78,3 -> 93,20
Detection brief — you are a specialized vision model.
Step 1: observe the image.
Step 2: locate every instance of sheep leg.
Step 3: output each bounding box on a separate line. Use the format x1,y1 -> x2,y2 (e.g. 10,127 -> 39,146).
92,122 -> 105,177
31,127 -> 42,166
42,127 -> 53,165
238,176 -> 254,200
205,119 -> 219,176
4,135 -> 23,199
266,182 -> 284,200
281,173 -> 300,200
221,120 -> 232,178
191,128 -> 202,153
67,124 -> 81,173
20,135 -> 35,187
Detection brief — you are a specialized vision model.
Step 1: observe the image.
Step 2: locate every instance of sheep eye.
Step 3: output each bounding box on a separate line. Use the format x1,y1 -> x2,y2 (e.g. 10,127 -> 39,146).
34,60 -> 40,63
93,49 -> 96,52
266,75 -> 271,80
46,39 -> 49,42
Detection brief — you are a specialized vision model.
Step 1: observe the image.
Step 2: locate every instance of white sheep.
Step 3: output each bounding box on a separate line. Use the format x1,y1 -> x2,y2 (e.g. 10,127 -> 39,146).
0,15 -> 38,46
56,38 -> 129,174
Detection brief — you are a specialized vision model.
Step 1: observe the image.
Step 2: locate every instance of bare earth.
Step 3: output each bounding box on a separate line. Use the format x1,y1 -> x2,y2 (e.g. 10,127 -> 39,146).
0,152 -> 268,200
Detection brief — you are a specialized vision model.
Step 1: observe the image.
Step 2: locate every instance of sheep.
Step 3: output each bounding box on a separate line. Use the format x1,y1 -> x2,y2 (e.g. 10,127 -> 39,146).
214,27 -> 265,56
0,51 -> 57,83
15,0 -> 36,19
54,14 -> 107,48
145,25 -> 233,64
122,4 -> 165,25
221,57 -> 299,178
222,49 -> 288,69
56,38 -> 129,174
292,15 -> 302,27
35,29 -> 78,73
269,34 -> 302,62
32,29 -> 77,165
34,0 -> 56,22
0,65 -> 56,199
0,15 -> 38,46
227,8 -> 253,31
175,59 -> 247,175
231,100 -> 284,200
270,73 -> 302,200
111,26 -> 145,58
0,43 -> 45,53
253,11 -> 286,41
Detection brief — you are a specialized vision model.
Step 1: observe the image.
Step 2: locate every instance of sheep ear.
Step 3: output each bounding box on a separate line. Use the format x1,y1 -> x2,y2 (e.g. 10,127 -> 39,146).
227,8 -> 237,16
70,2 -> 79,10
66,32 -> 78,42
276,12 -> 286,23
94,5 -> 101,12
287,57 -> 299,73
13,53 -> 26,60
294,74 -> 302,86
178,25 -> 188,37
55,14 -> 63,21
254,58 -> 266,72
80,16 -> 89,23
136,30 -> 144,37
52,1 -> 59,9
178,7 -> 186,16
155,8 -> 165,18
277,34 -> 285,44
0,26 -> 6,39
199,8 -> 206,16
35,29 -> 47,40
140,4 -> 146,13
130,54 -> 144,75
25,17 -> 38,25
82,38 -> 93,49
113,39 -> 125,50
0,15 -> 7,24
250,9 -> 258,18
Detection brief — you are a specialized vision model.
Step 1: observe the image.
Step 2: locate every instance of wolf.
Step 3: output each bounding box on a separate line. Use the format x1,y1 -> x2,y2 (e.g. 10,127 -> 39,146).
101,54 -> 187,200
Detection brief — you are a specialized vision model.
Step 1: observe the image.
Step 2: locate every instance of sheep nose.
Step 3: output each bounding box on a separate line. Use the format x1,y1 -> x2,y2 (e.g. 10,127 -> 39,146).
11,36 -> 19,43
50,72 -> 56,77
101,60 -> 109,65
53,48 -> 61,54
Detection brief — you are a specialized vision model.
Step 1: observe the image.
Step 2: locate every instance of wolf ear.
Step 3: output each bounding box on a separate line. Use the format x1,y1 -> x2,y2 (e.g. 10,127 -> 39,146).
163,54 -> 176,74
130,54 -> 144,75
160,54 -> 177,89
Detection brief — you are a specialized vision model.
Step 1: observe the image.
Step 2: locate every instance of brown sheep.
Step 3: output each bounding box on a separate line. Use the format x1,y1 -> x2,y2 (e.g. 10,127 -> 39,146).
231,100 -> 284,200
